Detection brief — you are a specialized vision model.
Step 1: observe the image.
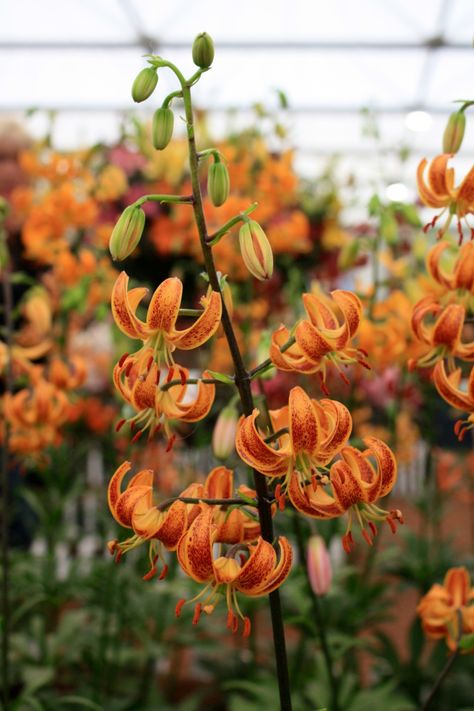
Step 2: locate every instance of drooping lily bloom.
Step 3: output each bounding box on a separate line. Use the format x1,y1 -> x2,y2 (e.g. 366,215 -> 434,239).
114,350 -> 215,444
175,505 -> 293,637
48,355 -> 87,391
409,296 -> 474,368
112,272 -> 222,369
417,154 -> 474,242
288,436 -> 402,551
428,241 -> 474,296
107,460 -> 188,579
236,386 -> 352,505
270,290 -> 368,393
417,567 -> 474,651
433,360 -> 474,440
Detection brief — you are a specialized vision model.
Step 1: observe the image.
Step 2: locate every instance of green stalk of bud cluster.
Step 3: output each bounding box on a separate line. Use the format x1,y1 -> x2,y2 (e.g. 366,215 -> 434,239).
443,111 -> 466,154
109,205 -> 146,261
152,107 -> 174,150
238,220 -> 274,281
208,159 -> 230,207
192,32 -> 215,68
131,67 -> 158,103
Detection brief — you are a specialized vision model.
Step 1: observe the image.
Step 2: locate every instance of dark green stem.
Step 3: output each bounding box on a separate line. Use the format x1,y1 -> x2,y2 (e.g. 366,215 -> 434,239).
158,495 -> 259,512
160,376 -> 225,392
180,75 -> 293,711
421,647 -> 460,710
292,513 -> 339,711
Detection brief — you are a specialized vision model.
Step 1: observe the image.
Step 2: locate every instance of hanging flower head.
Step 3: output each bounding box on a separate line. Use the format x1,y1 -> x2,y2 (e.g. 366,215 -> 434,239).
417,154 -> 474,243
427,241 -> 474,298
433,360 -> 474,440
112,272 -> 222,370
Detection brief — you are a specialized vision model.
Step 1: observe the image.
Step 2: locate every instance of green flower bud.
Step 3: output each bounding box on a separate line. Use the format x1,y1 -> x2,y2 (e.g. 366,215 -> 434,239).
152,107 -> 174,150
208,160 -> 230,207
131,67 -> 158,103
192,32 -> 215,68
443,111 -> 466,154
239,220 -> 273,281
109,205 -> 145,261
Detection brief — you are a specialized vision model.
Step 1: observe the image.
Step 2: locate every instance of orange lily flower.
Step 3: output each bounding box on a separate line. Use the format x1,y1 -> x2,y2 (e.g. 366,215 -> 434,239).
236,386 -> 352,502
433,360 -> 474,440
287,436 -> 402,551
417,153 -> 474,242
270,290 -> 368,393
48,355 -> 87,391
417,567 -> 474,651
107,460 -> 188,579
410,296 -> 474,368
111,272 -> 222,369
175,505 -> 293,637
428,240 -> 474,296
114,350 -> 215,444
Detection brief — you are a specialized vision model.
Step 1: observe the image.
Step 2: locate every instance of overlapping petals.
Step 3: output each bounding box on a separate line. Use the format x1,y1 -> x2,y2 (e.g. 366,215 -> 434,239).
433,360 -> 474,440
417,154 -> 474,242
114,350 -> 215,444
112,272 -> 222,368
428,241 -> 474,296
417,567 -> 474,651
107,460 -> 188,579
236,386 -> 352,491
270,290 -> 368,392
175,505 -> 293,636
410,296 -> 474,368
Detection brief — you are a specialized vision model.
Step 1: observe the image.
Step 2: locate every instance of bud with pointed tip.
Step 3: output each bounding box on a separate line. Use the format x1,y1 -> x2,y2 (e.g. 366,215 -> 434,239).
192,32 -> 215,68
238,220 -> 273,281
307,536 -> 332,596
443,111 -> 466,154
208,160 -> 230,207
109,205 -> 145,261
131,67 -> 158,103
152,107 -> 174,150
212,404 -> 238,460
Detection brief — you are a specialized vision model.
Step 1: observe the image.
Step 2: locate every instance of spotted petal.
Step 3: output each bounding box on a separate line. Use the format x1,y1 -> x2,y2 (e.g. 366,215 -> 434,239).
170,290 -> 222,350
235,410 -> 289,476
176,505 -> 215,583
111,271 -> 149,339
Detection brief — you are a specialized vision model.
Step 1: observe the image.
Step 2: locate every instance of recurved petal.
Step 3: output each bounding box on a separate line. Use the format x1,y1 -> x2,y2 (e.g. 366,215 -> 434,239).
456,164 -> 474,212
332,290 -> 362,337
288,475 -> 343,518
177,373 -> 215,422
255,536 -> 293,596
444,566 -> 471,607
427,154 -> 454,199
329,459 -> 366,510
454,242 -> 474,291
289,386 -> 320,456
339,445 -> 382,502
270,325 -> 319,373
146,277 -> 182,333
176,505 -> 215,582
111,272 -> 149,339
433,361 -> 473,411
363,436 -> 398,498
171,290 -> 222,350
303,293 -> 338,329
234,537 -> 276,593
107,461 -> 132,521
295,320 -> 333,362
318,398 -> 352,459
204,466 -> 234,499
235,411 -> 289,475
427,242 -> 455,289
417,158 -> 451,208
153,500 -> 188,550
115,483 -> 152,528
433,303 -> 465,349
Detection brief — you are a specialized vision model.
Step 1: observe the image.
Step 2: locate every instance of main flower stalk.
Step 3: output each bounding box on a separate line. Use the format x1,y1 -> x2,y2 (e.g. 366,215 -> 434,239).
180,77 -> 293,711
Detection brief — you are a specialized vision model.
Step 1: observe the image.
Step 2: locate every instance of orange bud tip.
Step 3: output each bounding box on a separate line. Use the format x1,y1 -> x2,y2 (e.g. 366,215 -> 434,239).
118,353 -> 129,368
115,419 -> 126,433
192,603 -> 202,625
175,599 -> 186,618
142,567 -> 157,581
159,564 -> 169,580
362,529 -> 373,546
243,617 -> 251,638
166,434 -> 176,452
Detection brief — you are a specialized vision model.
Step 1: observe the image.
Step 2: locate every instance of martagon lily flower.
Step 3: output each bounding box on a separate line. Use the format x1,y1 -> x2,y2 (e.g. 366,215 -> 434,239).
112,272 -> 222,370
409,296 -> 474,369
175,505 -> 293,637
114,350 -> 215,445
236,386 -> 352,505
428,240 -> 474,297
417,566 -> 474,651
270,290 -> 368,393
433,360 -> 474,440
417,153 -> 474,243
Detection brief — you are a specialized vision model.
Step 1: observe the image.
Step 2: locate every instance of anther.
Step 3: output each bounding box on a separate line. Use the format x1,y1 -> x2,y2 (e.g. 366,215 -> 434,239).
243,617 -> 251,638
175,599 -> 186,618
192,603 -> 202,625
115,418 -> 126,432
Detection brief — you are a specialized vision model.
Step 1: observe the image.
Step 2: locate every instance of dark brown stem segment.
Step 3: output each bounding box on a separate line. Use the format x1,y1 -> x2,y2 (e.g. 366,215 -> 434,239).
421,647 -> 460,710
181,80 -> 293,711
1,265 -> 13,709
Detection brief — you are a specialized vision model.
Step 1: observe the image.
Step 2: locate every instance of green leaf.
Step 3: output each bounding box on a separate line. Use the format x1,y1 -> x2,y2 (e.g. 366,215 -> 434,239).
459,633 -> 474,652
57,696 -> 104,710
206,370 -> 234,385
22,665 -> 55,696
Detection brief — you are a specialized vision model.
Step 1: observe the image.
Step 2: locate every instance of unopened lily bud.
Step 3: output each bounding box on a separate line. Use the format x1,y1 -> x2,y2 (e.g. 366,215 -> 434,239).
208,160 -> 230,207
212,405 -> 238,460
152,107 -> 174,150
131,67 -> 158,103
238,220 -> 274,281
192,32 -> 215,68
443,111 -> 466,154
109,205 -> 145,261
307,535 -> 332,596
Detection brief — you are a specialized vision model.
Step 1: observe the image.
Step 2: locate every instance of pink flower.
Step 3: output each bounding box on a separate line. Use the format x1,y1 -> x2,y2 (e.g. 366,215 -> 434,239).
307,535 -> 332,596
